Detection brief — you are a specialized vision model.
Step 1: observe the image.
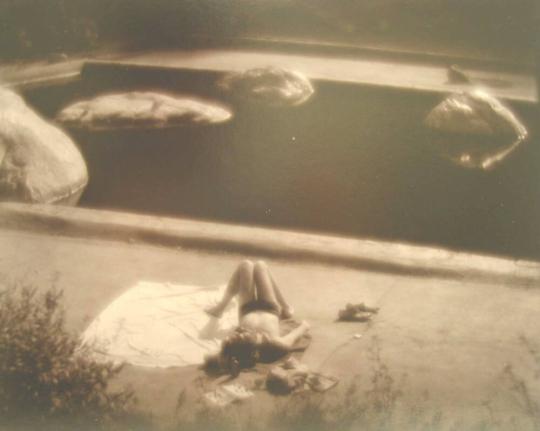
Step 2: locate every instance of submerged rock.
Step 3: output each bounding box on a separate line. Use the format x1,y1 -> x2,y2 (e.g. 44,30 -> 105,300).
57,92 -> 232,131
0,88 -> 88,204
424,89 -> 528,170
218,66 -> 314,107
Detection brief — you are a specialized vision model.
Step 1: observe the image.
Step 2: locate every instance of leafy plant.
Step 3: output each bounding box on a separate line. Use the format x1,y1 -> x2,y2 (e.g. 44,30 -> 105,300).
0,283 -> 137,431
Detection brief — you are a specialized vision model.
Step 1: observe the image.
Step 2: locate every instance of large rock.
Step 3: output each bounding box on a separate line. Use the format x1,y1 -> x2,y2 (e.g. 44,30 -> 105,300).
424,89 -> 528,170
218,66 -> 314,107
425,89 -> 527,137
0,88 -> 88,204
57,92 -> 233,131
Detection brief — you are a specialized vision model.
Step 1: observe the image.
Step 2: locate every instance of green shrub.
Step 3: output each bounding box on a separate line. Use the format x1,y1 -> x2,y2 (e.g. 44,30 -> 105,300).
0,284 -> 136,431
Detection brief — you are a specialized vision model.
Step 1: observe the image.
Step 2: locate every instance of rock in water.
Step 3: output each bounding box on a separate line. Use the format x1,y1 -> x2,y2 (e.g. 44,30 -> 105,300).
0,88 -> 88,204
218,66 -> 314,107
424,89 -> 528,170
57,92 -> 233,131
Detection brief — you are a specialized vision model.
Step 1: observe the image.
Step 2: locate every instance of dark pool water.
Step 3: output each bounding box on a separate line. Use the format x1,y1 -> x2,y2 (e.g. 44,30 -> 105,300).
24,66 -> 540,259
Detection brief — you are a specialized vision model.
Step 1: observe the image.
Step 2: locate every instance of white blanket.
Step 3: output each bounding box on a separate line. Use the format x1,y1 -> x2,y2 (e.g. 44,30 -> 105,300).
80,282 -> 238,367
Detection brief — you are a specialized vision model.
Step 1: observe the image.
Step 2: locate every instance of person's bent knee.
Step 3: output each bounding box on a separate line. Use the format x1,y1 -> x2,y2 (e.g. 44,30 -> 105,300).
254,260 -> 268,272
237,259 -> 255,274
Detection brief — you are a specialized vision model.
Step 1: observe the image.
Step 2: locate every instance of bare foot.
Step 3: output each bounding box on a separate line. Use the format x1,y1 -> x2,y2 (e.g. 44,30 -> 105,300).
300,320 -> 311,331
204,304 -> 223,318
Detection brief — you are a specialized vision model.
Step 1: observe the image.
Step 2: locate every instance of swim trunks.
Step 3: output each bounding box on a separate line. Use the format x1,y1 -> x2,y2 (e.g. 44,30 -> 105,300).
240,299 -> 280,318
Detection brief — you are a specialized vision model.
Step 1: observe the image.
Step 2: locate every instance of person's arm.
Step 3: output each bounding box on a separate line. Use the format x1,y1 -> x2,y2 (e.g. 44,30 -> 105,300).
267,320 -> 310,351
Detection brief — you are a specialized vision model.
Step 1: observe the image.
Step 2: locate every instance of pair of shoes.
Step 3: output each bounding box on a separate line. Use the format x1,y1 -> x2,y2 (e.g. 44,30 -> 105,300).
343,302 -> 379,313
338,303 -> 378,322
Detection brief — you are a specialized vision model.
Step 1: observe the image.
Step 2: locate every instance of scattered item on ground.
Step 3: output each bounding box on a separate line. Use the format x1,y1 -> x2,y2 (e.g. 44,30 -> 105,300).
266,358 -> 310,394
202,388 -> 234,408
218,66 -> 314,107
266,366 -> 303,394
203,383 -> 254,408
447,64 -> 472,84
81,282 -> 238,367
0,88 -> 88,205
338,303 -> 379,322
203,390 -> 228,407
57,92 -> 232,131
306,372 -> 339,393
221,383 -> 254,401
424,89 -> 528,170
266,357 -> 338,395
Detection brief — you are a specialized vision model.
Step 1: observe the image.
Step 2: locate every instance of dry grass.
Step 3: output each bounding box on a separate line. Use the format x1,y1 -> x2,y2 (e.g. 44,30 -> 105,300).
173,334 -> 540,431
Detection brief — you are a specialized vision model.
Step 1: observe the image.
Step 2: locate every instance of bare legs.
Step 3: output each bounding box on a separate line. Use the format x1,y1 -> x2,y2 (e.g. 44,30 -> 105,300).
253,260 -> 294,319
205,260 -> 294,319
205,260 -> 255,318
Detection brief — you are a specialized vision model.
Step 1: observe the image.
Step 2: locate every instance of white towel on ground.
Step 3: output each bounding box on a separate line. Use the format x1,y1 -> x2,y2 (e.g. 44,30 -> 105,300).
80,282 -> 238,367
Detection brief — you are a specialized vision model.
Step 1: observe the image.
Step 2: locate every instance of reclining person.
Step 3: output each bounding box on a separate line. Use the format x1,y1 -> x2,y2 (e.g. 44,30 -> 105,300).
204,260 -> 310,376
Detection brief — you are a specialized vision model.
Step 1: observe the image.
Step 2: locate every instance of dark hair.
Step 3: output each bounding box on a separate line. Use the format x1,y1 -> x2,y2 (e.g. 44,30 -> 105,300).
220,327 -> 259,376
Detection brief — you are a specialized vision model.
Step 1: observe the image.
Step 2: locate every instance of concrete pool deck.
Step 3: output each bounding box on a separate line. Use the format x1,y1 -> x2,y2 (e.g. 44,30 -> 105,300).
1,202 -> 539,429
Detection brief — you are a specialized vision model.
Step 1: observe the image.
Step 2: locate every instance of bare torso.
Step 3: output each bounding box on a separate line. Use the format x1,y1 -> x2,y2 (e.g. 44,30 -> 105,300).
239,310 -> 280,337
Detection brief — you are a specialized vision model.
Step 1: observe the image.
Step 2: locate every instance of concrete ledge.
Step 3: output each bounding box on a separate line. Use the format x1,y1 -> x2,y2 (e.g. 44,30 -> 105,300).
1,202 -> 538,286
83,50 -> 537,105
3,50 -> 535,106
